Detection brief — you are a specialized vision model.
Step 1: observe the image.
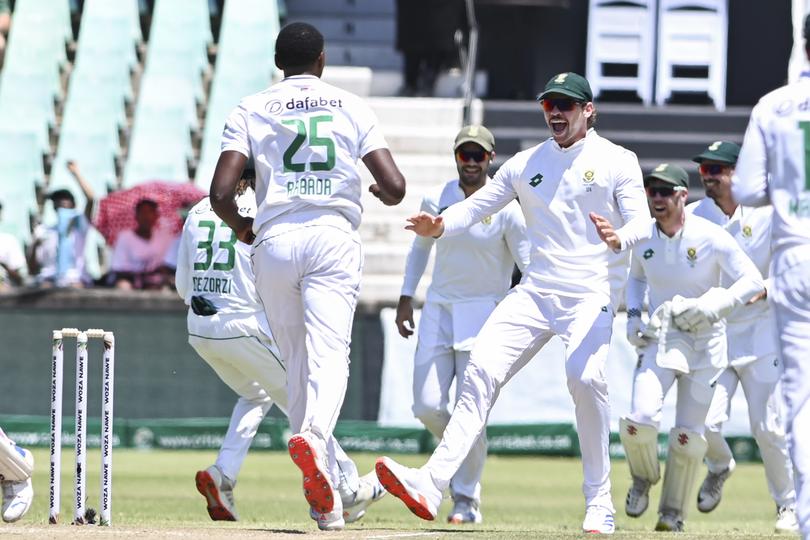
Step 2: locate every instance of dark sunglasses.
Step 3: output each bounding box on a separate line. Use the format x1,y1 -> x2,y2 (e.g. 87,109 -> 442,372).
456,149 -> 490,162
699,163 -> 730,176
541,98 -> 580,112
645,186 -> 684,198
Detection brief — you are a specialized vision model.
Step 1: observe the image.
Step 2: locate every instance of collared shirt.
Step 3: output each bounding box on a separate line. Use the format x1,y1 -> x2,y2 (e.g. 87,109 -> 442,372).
440,129 -> 650,300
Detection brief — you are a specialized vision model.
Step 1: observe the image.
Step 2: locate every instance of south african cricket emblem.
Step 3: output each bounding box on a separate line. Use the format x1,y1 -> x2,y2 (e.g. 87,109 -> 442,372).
686,247 -> 697,267
582,170 -> 595,192
481,216 -> 492,225
742,225 -> 752,238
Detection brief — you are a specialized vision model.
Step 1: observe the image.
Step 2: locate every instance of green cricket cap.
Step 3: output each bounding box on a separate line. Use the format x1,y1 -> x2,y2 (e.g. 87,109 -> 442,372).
691,141 -> 740,165
644,163 -> 689,188
536,72 -> 593,102
454,125 -> 495,152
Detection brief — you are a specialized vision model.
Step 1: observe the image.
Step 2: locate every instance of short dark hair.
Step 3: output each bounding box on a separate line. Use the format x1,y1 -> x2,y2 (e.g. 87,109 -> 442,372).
275,22 -> 324,70
48,189 -> 75,205
135,198 -> 158,212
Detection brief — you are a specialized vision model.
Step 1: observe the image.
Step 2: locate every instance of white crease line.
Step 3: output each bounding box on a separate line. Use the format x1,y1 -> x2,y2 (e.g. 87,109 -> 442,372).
367,533 -> 441,539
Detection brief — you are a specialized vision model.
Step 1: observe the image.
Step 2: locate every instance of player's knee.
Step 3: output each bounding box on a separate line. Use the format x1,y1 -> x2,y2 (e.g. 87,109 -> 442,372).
565,370 -> 607,399
411,402 -> 450,433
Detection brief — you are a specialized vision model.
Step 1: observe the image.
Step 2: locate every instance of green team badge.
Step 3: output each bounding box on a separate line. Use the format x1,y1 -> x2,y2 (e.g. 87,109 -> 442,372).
529,173 -> 544,187
686,247 -> 698,267
643,248 -> 654,260
742,225 -> 752,238
583,170 -> 595,184
481,216 -> 492,225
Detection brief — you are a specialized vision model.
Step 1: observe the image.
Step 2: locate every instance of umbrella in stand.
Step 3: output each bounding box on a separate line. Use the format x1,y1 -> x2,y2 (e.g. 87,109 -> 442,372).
95,181 -> 206,246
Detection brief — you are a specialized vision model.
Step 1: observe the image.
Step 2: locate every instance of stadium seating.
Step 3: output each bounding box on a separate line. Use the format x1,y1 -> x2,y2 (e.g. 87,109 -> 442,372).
0,131 -> 43,243
656,0 -> 728,110
585,0 -> 656,105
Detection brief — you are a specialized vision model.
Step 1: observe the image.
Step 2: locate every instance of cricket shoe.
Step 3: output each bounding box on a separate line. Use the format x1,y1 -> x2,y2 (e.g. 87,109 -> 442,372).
697,461 -> 735,513
375,456 -> 441,521
447,494 -> 482,524
288,431 -> 338,515
2,476 -> 33,523
655,510 -> 684,532
309,506 -> 345,531
195,465 -> 238,521
343,471 -> 387,523
774,504 -> 799,533
625,476 -> 651,517
582,505 -> 615,534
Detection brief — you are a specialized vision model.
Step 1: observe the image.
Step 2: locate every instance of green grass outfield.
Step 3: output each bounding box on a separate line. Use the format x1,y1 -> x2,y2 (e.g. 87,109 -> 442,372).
2,448 -> 789,539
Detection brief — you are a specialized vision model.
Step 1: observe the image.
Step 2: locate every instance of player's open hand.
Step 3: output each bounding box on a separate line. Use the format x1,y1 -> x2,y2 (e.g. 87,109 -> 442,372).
405,212 -> 444,238
589,212 -> 621,251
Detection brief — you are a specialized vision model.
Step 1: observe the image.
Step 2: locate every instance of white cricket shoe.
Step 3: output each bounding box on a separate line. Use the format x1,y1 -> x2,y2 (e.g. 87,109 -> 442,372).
309,505 -> 345,531
582,505 -> 615,534
375,456 -> 442,521
775,504 -> 799,533
447,494 -> 482,524
655,510 -> 684,532
195,465 -> 238,521
343,471 -> 387,523
625,476 -> 651,518
2,476 -> 33,523
697,461 -> 735,513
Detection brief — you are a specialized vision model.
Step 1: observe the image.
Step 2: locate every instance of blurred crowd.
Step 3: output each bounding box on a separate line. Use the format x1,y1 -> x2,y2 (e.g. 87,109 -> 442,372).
0,161 -> 202,293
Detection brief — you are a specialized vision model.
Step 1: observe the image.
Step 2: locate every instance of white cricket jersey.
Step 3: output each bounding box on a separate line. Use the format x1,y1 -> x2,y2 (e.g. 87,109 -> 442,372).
221,74 -> 388,232
687,199 -> 777,365
175,194 -> 272,340
440,129 -> 651,300
400,179 -> 530,303
733,71 -> 810,275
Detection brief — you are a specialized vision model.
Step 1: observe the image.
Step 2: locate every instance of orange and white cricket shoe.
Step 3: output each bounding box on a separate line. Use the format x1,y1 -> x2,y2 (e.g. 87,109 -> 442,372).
375,456 -> 441,521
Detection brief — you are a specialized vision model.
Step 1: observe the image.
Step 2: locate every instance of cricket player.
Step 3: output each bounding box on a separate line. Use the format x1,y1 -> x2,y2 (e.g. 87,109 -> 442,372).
377,72 -> 651,534
732,14 -> 810,539
209,23 -> 406,531
0,427 -> 33,523
177,177 -> 385,528
621,164 -> 765,532
395,125 -> 530,524
687,141 -> 798,533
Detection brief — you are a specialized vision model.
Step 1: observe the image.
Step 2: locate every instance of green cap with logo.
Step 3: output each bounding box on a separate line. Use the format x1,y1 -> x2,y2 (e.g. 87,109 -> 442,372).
644,163 -> 689,188
454,125 -> 495,152
691,141 -> 740,165
536,72 -> 593,102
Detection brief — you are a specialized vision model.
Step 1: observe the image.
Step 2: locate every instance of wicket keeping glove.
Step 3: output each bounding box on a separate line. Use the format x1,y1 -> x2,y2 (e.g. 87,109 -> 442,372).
672,288 -> 736,333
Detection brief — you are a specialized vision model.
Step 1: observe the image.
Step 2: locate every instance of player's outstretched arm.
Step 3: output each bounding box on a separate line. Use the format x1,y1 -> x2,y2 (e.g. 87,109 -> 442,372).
406,212 -> 444,238
363,148 -> 406,206
210,151 -> 255,244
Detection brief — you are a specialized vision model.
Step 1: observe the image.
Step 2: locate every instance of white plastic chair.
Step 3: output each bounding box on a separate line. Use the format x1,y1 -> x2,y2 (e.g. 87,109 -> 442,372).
655,0 -> 728,110
586,0 -> 656,105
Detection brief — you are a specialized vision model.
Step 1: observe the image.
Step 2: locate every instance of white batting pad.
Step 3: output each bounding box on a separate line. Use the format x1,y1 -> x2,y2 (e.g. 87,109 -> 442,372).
659,427 -> 708,518
619,417 -> 661,483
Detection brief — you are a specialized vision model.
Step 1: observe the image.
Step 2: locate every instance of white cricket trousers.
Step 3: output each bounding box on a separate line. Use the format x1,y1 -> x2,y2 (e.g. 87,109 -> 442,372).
771,257 -> 810,539
424,278 -> 615,512
704,358 -> 795,507
189,334 -> 286,483
189,333 -> 361,495
412,301 -> 492,504
629,343 -> 721,433
252,211 -> 362,490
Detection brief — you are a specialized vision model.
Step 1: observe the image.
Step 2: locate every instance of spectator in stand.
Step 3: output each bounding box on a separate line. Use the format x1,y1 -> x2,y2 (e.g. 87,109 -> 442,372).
28,161 -> 95,288
0,201 -> 26,291
395,0 -> 465,96
107,198 -> 174,289
0,0 -> 10,70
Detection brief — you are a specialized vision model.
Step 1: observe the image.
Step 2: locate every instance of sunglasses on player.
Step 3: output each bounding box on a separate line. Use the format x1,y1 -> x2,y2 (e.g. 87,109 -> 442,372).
699,163 -> 730,176
456,149 -> 490,162
541,98 -> 581,112
646,185 -> 686,198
